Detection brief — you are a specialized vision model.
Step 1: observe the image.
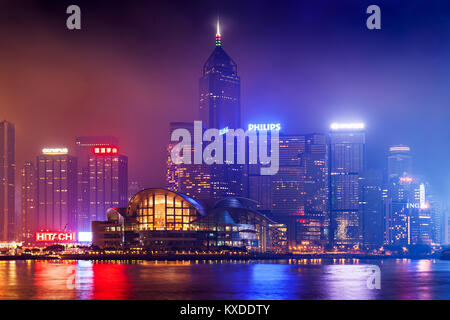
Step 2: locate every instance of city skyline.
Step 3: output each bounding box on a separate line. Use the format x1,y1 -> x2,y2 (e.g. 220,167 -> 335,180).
1,1 -> 450,305
1,0 -> 450,206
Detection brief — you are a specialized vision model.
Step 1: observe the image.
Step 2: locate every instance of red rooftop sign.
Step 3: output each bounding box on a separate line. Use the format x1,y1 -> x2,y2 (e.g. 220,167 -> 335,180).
93,146 -> 118,155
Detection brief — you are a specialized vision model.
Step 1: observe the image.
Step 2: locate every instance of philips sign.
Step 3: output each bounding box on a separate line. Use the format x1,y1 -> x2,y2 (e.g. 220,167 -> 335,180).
248,123 -> 281,131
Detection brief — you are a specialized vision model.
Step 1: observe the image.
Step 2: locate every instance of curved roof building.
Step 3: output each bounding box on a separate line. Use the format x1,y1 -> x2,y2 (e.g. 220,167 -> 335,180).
126,188 -> 207,232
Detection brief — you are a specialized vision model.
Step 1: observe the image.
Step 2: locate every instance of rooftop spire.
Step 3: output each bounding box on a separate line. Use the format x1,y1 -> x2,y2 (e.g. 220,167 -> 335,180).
215,18 -> 222,47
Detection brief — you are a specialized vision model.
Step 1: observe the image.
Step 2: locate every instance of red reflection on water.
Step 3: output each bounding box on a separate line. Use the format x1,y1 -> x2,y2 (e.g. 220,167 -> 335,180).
33,260 -> 78,300
91,262 -> 133,300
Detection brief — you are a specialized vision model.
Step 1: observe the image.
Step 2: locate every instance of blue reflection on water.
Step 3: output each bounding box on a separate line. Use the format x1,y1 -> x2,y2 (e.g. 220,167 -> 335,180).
0,258 -> 449,299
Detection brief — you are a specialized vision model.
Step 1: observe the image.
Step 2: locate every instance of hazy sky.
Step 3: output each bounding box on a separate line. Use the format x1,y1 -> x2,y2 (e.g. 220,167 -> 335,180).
1,0 -> 450,204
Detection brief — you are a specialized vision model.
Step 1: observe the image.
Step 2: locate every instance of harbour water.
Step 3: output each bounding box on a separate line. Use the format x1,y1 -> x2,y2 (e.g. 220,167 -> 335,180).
0,259 -> 449,300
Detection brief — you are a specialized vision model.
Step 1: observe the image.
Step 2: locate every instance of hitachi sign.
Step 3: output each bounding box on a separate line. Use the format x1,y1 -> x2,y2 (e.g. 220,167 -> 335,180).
35,232 -> 76,242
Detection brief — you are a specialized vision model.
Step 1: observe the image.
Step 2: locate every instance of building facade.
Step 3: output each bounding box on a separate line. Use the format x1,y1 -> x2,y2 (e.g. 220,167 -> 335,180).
166,122 -> 211,200
329,123 -> 366,249
246,132 -> 328,250
359,169 -> 384,249
92,188 -> 286,253
21,161 -> 36,241
0,121 -> 15,241
36,149 -> 77,232
88,148 -> 128,225
75,136 -> 120,231
387,145 -> 413,182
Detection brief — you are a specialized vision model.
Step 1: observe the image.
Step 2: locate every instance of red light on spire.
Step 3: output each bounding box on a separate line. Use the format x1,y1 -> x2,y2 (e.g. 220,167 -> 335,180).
93,146 -> 119,155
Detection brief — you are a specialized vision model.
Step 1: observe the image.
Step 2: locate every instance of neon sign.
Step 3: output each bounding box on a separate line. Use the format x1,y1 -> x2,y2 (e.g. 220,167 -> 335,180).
330,123 -> 365,130
390,146 -> 410,152
93,146 -> 118,155
42,148 -> 69,155
35,232 -> 76,242
248,123 -> 281,131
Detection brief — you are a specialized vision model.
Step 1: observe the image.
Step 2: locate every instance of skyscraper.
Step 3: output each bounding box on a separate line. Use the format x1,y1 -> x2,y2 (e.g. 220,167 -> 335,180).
166,122 -> 211,200
199,21 -> 240,130
443,208 -> 450,245
384,146 -> 433,246
75,136 -> 119,231
359,169 -> 384,249
271,134 -> 306,247
301,134 -> 328,250
21,161 -> 36,241
329,123 -> 366,249
189,21 -> 244,199
0,121 -> 15,241
88,146 -> 128,223
387,145 -> 413,182
248,132 -> 328,250
36,148 -> 77,232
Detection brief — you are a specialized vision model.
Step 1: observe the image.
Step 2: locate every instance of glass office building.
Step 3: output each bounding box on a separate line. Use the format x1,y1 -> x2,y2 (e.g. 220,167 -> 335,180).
329,123 -> 366,249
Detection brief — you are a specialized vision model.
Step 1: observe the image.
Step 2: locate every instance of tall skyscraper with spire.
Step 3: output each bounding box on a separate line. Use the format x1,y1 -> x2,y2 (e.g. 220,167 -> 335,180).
167,22 -> 245,200
199,20 -> 241,130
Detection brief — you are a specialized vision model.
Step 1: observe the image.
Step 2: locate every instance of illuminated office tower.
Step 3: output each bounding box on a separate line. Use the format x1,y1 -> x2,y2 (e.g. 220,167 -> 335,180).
384,146 -> 432,245
36,148 -> 77,232
246,127 -> 279,212
271,135 -> 306,247
191,22 -> 244,199
427,189 -> 443,245
21,162 -> 36,241
387,145 -> 413,182
0,121 -> 15,241
75,136 -> 119,231
385,176 -> 432,245
199,20 -> 240,130
88,146 -> 128,224
359,169 -> 384,249
385,176 -> 416,245
444,209 -> 450,245
247,132 -> 328,249
248,172 -> 272,212
166,122 -> 211,200
301,134 -> 329,249
329,123 -> 366,249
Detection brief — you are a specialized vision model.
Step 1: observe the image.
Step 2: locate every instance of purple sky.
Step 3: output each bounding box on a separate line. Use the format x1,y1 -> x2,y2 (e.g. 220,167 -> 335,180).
1,0 -> 450,203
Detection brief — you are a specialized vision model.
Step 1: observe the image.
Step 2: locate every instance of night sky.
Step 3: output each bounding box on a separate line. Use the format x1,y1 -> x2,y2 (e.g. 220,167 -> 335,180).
1,0 -> 450,204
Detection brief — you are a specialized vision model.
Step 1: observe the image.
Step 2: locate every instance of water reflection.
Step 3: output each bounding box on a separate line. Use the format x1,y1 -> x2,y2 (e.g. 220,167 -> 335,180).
0,259 -> 448,299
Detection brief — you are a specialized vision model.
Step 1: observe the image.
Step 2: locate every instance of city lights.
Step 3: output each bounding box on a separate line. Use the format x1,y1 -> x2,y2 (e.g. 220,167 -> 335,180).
0,2 -> 448,304
330,122 -> 365,130
42,147 -> 69,155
